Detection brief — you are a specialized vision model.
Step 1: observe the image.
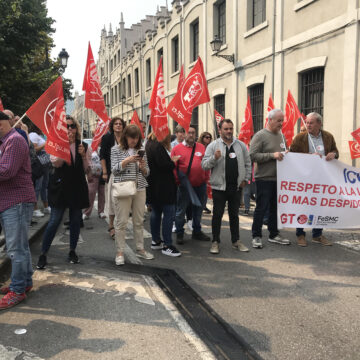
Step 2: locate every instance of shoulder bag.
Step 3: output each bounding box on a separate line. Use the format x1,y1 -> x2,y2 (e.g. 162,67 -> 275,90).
112,163 -> 138,198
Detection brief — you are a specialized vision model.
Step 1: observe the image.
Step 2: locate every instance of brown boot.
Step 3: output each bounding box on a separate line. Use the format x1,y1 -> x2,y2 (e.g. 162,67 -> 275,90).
297,235 -> 307,247
312,235 -> 332,246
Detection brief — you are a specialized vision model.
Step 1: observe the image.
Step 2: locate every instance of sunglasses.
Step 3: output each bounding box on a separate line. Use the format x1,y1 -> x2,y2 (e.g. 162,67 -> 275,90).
67,123 -> 77,129
204,136 -> 212,139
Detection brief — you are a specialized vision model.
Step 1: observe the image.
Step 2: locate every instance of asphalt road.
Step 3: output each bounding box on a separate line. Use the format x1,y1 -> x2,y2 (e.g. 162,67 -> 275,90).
0,203 -> 359,359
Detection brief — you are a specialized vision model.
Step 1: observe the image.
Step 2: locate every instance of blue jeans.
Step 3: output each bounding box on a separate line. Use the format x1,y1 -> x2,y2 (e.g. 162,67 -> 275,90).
175,183 -> 207,234
296,228 -> 322,238
150,203 -> 175,246
0,203 -> 34,294
41,207 -> 82,254
252,180 -> 279,238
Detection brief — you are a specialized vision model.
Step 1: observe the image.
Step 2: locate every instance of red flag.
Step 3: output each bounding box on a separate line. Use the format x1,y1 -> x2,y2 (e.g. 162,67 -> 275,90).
26,77 -> 71,163
149,57 -> 169,141
351,127 -> 360,144
238,96 -> 254,145
283,90 -> 301,147
349,141 -> 360,159
167,57 -> 210,132
177,65 -> 185,92
82,42 -> 110,150
131,110 -> 144,138
264,93 -> 275,128
0,97 -> 4,111
214,109 -> 224,126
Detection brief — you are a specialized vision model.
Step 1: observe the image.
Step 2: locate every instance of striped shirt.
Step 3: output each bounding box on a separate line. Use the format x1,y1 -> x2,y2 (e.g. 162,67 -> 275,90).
0,129 -> 36,212
111,145 -> 149,190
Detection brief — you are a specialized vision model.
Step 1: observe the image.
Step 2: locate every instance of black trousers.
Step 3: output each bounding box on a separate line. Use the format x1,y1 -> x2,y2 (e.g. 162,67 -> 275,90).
212,188 -> 241,243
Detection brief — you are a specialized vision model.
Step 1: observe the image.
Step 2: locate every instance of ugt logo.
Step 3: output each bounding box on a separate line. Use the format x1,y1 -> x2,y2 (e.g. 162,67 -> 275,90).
181,73 -> 204,114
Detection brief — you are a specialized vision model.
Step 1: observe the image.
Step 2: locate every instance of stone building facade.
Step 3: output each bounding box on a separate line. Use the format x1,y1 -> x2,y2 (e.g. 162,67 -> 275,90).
85,0 -> 360,164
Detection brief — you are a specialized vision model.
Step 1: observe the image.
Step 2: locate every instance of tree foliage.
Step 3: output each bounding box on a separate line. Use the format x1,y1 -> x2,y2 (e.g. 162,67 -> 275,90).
0,0 -> 73,115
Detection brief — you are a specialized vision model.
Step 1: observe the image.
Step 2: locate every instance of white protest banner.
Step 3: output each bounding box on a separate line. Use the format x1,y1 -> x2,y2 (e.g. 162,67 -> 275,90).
277,153 -> 360,229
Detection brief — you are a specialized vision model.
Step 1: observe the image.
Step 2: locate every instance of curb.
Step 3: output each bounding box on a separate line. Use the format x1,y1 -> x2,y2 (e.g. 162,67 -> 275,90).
0,220 -> 48,275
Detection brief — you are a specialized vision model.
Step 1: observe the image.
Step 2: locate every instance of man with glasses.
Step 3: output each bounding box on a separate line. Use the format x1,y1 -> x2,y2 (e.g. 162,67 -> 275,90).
202,119 -> 251,254
0,111 -> 36,309
171,124 -> 210,244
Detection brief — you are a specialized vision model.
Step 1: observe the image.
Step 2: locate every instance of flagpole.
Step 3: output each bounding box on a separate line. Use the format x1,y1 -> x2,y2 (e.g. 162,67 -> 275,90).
81,116 -> 84,142
207,102 -> 219,138
12,113 -> 27,128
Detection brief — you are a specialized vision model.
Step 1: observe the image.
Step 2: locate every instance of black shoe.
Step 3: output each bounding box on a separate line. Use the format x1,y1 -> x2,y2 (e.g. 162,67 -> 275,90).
192,231 -> 210,241
151,240 -> 163,250
176,233 -> 184,245
68,250 -> 79,264
203,207 -> 211,214
37,254 -> 47,269
162,245 -> 181,257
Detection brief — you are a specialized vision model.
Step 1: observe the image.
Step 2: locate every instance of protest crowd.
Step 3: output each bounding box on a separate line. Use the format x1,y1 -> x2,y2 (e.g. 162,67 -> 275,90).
0,53 -> 348,311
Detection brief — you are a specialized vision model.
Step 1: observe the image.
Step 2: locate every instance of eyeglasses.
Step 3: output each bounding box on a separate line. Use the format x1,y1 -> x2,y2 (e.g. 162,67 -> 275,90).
67,123 -> 77,129
204,136 -> 212,139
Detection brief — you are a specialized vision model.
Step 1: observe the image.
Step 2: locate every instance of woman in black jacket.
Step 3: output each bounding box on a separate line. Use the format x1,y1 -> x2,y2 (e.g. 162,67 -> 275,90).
145,133 -> 181,257
36,116 -> 90,269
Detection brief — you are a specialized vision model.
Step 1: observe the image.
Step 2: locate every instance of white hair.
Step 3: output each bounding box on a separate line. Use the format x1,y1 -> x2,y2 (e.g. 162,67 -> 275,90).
268,109 -> 283,120
307,112 -> 322,124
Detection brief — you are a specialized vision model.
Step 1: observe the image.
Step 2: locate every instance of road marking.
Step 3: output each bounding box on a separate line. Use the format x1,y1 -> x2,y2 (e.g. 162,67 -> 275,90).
95,201 -> 216,359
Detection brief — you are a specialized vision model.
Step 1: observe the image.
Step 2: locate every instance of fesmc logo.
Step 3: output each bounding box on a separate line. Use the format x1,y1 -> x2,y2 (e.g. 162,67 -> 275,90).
44,98 -> 68,143
181,73 -> 204,114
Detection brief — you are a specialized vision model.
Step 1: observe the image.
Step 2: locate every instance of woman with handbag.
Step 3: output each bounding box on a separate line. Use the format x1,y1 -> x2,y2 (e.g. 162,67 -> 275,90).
111,124 -> 154,265
36,116 -> 90,269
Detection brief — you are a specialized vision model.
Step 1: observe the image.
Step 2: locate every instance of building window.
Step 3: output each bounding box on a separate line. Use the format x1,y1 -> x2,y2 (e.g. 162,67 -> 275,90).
127,74 -> 131,97
190,19 -> 199,63
214,94 -> 225,118
191,107 -> 199,136
122,78 -> 126,100
111,88 -> 114,105
117,50 -> 120,64
157,47 -> 163,66
118,83 -> 121,103
300,67 -> 324,117
146,58 -> 151,88
248,0 -> 266,29
172,36 -> 179,73
110,59 -> 113,72
114,55 -> 117,68
134,68 -> 139,94
248,84 -> 264,133
115,86 -> 118,104
214,0 -> 226,44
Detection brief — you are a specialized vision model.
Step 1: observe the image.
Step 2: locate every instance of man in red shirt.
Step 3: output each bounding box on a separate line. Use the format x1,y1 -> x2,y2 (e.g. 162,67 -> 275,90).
171,124 -> 210,243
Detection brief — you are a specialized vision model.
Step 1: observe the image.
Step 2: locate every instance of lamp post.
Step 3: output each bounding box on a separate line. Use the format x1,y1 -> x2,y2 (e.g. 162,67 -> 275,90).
210,35 -> 234,64
58,48 -> 69,75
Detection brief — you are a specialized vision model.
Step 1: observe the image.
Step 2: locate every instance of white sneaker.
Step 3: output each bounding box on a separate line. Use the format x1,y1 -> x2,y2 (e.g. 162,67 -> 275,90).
99,212 -> 106,219
33,209 -> 44,218
82,214 -> 89,220
115,255 -> 124,265
136,250 -> 154,260
172,222 -> 176,233
187,220 -> 193,231
268,235 -> 291,245
210,242 -> 220,254
252,237 -> 263,248
43,207 -> 51,214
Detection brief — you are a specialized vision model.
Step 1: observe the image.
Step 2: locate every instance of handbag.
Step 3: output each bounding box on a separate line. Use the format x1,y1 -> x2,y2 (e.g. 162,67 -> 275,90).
112,163 -> 139,198
37,150 -> 51,167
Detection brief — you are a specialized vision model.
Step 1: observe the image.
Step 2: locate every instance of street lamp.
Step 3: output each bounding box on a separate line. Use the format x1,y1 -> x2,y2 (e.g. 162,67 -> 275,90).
58,48 -> 69,75
210,35 -> 234,64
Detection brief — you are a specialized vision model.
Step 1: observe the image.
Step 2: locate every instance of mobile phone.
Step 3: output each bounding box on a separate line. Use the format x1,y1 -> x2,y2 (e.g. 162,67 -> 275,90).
137,150 -> 145,158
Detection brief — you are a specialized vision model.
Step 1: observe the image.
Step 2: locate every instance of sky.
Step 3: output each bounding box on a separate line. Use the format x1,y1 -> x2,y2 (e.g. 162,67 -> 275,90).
46,0 -> 167,94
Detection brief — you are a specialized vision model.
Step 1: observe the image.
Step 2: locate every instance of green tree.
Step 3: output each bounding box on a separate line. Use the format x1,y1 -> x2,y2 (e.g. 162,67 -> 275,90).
0,0 -> 73,115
